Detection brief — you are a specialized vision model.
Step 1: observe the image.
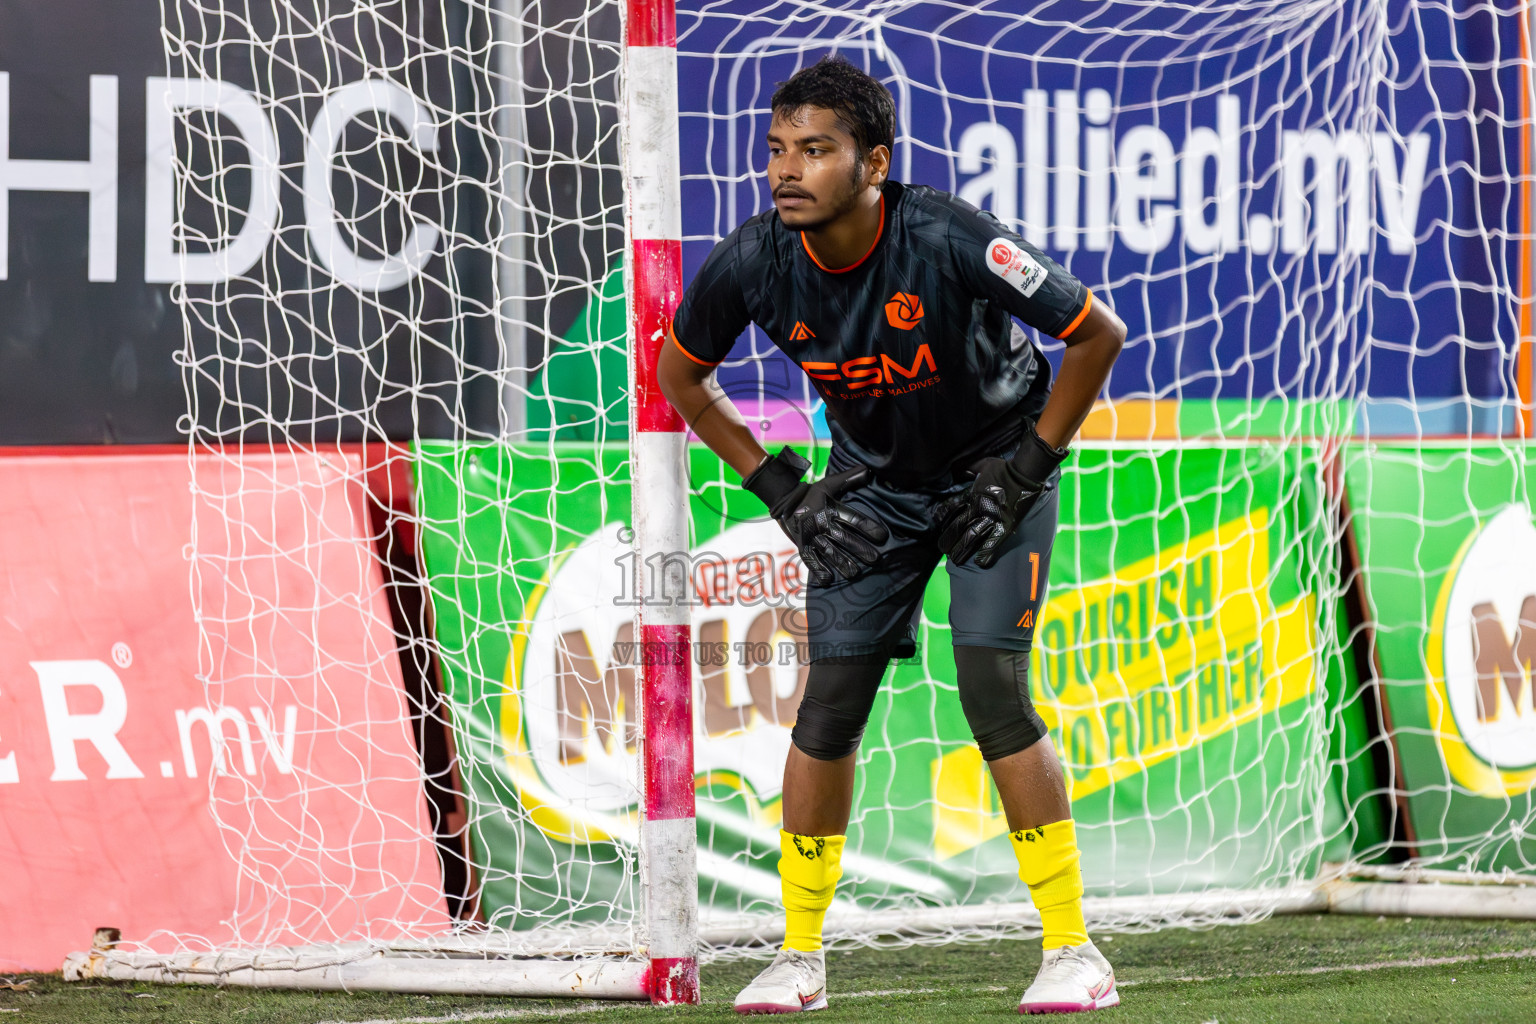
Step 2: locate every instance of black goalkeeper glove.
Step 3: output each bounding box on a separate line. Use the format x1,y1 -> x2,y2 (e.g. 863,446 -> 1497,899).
934,420 -> 1068,569
743,447 -> 890,586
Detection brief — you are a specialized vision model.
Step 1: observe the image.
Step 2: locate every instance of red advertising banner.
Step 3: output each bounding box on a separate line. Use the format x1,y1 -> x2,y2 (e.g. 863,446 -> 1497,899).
0,450 -> 447,971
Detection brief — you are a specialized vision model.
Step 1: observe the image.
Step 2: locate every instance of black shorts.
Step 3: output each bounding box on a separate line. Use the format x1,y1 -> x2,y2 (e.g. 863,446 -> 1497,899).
801,443 -> 1059,662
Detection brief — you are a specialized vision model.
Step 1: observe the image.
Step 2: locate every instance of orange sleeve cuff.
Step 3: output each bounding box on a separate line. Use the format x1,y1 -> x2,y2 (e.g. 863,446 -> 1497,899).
1055,290 -> 1094,341
670,326 -> 720,367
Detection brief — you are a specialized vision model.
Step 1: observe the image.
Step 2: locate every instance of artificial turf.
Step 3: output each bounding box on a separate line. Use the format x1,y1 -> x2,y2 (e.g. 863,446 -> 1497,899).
4,914 -> 1535,1023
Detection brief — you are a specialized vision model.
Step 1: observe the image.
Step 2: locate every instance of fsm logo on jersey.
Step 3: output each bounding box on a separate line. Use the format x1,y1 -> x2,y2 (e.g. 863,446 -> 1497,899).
499,520 -> 811,844
1429,506 -> 1536,797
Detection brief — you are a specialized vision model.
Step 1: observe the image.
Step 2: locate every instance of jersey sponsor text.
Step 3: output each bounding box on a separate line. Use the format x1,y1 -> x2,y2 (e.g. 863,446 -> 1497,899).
800,344 -> 939,394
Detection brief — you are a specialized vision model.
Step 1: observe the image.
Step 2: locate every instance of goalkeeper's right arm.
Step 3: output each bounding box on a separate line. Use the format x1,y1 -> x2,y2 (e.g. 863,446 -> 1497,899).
657,333 -> 769,480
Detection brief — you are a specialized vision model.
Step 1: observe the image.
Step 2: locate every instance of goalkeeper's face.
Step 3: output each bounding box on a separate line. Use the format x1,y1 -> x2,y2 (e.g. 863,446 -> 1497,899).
766,106 -> 885,231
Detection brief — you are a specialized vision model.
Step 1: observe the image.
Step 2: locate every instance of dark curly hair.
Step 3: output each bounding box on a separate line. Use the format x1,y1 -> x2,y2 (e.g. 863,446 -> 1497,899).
770,56 -> 896,168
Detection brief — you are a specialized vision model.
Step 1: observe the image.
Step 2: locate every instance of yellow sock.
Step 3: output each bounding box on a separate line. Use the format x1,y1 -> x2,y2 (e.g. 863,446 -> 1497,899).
1011,819 -> 1089,950
779,830 -> 845,952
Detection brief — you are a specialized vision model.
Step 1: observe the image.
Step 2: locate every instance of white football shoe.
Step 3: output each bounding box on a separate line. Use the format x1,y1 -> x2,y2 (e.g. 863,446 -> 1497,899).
733,947 -> 828,1014
1018,939 -> 1119,1014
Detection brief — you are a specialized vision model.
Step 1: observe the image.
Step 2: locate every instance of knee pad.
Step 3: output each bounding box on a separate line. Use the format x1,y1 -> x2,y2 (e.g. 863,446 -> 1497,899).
790,654 -> 888,761
954,645 -> 1048,761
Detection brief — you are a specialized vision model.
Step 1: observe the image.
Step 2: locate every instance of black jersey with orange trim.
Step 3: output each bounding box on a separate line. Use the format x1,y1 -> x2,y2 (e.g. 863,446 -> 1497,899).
670,181 -> 1091,487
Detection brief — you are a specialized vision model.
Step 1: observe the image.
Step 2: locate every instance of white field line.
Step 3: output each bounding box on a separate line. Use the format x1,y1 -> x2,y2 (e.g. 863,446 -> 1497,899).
315,1004 -> 621,1024
1117,944 -> 1536,986
313,947 -> 1536,1024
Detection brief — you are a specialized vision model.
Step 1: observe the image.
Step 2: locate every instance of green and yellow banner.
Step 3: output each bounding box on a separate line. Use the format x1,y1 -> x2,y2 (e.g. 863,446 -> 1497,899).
1342,442 -> 1536,871
416,442 -> 1379,927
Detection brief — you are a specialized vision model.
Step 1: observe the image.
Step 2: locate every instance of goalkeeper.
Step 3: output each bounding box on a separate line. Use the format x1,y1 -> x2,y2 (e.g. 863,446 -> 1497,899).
658,56 -> 1126,1015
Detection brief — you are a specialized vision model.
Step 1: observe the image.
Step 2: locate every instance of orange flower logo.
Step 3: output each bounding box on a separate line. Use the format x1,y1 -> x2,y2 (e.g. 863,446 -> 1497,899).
885,292 -> 924,330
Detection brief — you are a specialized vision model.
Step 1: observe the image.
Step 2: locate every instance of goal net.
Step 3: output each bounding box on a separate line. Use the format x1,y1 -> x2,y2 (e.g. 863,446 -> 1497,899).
72,0 -> 1535,998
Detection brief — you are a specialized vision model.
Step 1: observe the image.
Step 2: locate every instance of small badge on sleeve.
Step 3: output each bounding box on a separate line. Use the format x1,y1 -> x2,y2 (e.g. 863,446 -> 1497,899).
985,237 -> 1047,298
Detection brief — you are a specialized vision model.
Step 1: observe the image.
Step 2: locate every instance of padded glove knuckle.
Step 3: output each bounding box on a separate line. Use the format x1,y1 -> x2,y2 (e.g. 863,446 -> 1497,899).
777,466 -> 887,584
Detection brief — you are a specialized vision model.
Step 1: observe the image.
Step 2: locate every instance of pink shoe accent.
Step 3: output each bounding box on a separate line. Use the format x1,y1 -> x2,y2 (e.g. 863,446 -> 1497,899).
1019,987 -> 1120,1014
734,990 -> 829,1014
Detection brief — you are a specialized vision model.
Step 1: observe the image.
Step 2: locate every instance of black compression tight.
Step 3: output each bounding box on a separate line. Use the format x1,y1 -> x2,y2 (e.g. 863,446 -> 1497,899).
790,653 -> 890,761
790,646 -> 1048,763
954,645 -> 1048,761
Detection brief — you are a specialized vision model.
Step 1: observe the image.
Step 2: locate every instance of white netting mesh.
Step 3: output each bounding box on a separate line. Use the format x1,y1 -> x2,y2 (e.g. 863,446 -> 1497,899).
159,0 -> 639,955
133,0 -> 1535,982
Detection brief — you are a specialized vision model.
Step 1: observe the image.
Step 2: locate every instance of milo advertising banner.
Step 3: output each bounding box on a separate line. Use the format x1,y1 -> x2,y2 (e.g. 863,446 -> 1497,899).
1343,442 -> 1536,871
416,441 -> 1373,927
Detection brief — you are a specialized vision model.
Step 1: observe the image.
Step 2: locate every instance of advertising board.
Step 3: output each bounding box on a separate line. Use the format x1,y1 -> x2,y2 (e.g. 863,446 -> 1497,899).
675,0 -> 1526,429
417,441 -> 1379,926
1342,442 -> 1536,870
0,450 -> 446,970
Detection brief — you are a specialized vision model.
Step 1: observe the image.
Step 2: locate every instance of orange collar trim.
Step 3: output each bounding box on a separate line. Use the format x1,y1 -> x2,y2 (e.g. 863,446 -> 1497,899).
801,194 -> 885,274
